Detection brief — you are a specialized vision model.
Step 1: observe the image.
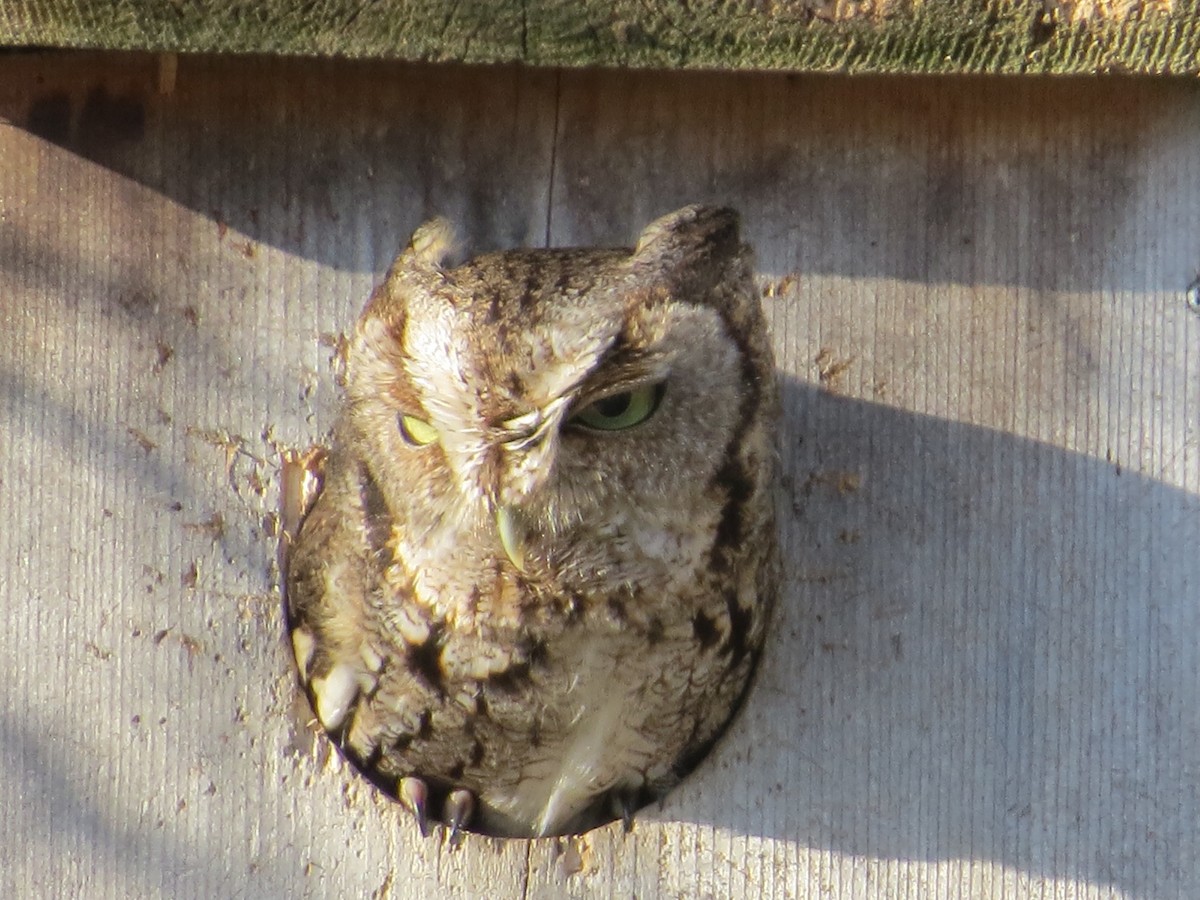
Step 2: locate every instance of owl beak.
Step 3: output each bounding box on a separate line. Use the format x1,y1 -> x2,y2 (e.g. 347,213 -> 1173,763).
495,504 -> 528,572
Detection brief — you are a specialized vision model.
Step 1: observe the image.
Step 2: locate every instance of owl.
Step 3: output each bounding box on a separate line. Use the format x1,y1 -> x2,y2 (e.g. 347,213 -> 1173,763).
285,205 -> 779,839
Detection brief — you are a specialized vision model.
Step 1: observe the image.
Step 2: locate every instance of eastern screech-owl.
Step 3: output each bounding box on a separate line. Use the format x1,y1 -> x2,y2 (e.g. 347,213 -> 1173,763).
286,205 -> 779,839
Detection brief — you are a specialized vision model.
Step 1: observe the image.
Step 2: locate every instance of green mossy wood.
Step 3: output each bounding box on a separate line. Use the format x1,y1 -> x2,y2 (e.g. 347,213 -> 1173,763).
0,0 -> 1197,74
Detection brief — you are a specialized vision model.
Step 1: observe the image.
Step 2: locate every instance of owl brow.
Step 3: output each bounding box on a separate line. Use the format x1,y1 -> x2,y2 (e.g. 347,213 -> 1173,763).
573,347 -> 669,406
380,367 -> 430,417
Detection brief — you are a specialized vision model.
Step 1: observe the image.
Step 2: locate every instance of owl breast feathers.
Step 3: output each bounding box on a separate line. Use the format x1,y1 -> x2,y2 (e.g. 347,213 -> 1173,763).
286,205 -> 780,838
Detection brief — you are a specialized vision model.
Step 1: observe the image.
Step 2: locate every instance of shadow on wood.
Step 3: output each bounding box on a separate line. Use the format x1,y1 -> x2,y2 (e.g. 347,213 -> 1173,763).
5,54 -> 1195,296
657,377 -> 1199,897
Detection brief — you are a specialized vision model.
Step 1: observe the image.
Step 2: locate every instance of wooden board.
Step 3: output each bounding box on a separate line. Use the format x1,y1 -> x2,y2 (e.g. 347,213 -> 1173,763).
1,53 -> 1197,898
1,1 -> 1199,75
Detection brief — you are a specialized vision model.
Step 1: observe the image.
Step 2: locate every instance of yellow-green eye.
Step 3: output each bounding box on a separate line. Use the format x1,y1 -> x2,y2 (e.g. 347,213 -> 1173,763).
399,414 -> 439,446
570,383 -> 664,431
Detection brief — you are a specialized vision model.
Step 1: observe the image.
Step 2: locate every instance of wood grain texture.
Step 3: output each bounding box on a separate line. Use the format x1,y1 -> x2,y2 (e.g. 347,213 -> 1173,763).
1,53 -> 1197,898
0,2 -> 1199,74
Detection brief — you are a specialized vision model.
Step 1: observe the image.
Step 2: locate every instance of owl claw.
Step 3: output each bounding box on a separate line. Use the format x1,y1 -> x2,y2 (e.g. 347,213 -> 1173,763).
290,627 -> 316,683
399,776 -> 430,837
610,789 -> 639,833
310,664 -> 358,731
444,788 -> 475,843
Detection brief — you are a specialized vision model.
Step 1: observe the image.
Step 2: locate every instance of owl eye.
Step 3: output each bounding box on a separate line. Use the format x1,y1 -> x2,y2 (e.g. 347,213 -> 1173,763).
570,383 -> 665,431
399,414 -> 439,446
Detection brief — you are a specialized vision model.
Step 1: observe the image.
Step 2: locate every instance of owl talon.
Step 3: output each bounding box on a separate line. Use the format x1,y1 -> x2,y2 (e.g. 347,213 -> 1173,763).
290,627 -> 316,683
399,776 -> 430,837
610,789 -> 640,833
444,788 -> 475,843
310,663 -> 358,731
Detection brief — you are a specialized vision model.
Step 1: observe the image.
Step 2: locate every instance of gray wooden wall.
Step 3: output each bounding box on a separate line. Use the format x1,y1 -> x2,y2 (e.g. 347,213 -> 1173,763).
1,53 -> 1197,898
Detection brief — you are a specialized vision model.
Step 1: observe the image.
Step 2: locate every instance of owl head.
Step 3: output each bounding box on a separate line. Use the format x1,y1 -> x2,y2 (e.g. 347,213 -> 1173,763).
341,205 -> 775,602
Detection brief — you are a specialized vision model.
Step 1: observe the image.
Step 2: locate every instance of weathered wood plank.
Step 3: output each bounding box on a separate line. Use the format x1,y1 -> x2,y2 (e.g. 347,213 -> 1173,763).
1,53 -> 1197,898
0,1 -> 1198,75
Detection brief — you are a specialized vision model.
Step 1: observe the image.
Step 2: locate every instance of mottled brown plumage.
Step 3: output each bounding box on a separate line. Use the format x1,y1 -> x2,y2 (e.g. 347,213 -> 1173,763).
285,206 -> 779,838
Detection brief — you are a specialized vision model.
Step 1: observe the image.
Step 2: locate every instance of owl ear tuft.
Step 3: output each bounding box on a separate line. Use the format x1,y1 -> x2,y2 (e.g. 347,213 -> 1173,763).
630,206 -> 748,300
368,218 -> 459,317
390,217 -> 459,277
633,205 -> 742,264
